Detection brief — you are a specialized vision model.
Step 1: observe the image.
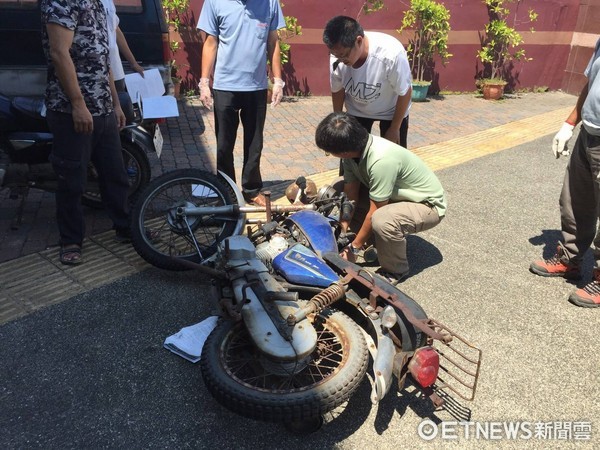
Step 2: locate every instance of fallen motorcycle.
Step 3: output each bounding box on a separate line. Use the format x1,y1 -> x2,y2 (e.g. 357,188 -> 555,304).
130,169 -> 482,428
0,93 -> 159,228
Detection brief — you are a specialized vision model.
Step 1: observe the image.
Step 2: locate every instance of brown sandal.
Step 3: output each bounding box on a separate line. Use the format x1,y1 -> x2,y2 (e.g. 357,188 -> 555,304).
247,193 -> 267,207
59,245 -> 83,265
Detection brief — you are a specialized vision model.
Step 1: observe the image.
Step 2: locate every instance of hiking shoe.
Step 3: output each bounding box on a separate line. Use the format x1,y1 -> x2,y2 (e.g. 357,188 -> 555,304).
376,269 -> 408,286
568,270 -> 600,308
529,246 -> 581,279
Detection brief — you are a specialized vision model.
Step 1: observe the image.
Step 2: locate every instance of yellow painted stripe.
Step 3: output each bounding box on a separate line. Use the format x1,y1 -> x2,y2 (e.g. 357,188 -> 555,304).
412,107 -> 572,171
0,106 -> 573,325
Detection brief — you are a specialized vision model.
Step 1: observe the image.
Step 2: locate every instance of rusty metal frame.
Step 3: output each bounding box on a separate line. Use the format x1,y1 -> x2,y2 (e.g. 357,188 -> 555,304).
339,266 -> 482,402
428,319 -> 482,401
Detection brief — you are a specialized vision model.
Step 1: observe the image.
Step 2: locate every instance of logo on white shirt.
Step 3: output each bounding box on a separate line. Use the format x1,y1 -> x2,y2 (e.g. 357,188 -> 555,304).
344,78 -> 381,103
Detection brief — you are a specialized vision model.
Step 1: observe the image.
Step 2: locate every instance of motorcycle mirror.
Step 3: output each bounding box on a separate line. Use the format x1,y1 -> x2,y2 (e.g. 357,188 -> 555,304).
295,175 -> 307,190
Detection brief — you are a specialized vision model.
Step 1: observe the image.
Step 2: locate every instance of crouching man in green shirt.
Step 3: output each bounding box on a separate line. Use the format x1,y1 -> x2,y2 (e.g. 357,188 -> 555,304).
315,112 -> 447,284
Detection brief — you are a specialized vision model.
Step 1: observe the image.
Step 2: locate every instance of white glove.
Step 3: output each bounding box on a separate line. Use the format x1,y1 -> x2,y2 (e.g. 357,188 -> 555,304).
271,77 -> 285,108
552,122 -> 575,158
198,78 -> 212,109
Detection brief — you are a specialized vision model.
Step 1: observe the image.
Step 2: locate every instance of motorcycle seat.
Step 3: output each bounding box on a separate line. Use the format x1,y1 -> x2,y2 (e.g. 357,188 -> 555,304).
9,131 -> 53,142
12,96 -> 45,119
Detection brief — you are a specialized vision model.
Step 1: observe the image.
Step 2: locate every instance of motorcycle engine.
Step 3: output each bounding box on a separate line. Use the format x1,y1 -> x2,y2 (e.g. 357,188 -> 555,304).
255,234 -> 289,266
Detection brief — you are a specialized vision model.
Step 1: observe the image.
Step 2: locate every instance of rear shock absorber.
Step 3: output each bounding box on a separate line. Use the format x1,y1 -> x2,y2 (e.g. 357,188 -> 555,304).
287,282 -> 345,325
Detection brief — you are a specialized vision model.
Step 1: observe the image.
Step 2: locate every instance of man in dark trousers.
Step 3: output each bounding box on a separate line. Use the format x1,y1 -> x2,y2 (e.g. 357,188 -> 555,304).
41,0 -> 130,265
197,0 -> 286,206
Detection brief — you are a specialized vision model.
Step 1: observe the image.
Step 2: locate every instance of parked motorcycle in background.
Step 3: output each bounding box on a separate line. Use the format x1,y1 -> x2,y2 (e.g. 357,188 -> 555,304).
130,169 -> 483,431
0,92 -> 160,228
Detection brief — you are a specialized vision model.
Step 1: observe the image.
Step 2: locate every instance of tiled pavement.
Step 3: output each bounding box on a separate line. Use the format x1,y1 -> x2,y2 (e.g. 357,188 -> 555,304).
0,91 -> 575,264
0,91 -> 577,324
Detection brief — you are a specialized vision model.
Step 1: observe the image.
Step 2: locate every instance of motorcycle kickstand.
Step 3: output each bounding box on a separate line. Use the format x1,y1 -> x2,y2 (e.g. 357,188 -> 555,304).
10,186 -> 29,230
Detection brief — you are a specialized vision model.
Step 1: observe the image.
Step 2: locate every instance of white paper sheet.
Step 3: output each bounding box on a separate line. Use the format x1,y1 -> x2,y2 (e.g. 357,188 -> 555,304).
124,68 -> 165,101
140,95 -> 179,119
163,316 -> 219,363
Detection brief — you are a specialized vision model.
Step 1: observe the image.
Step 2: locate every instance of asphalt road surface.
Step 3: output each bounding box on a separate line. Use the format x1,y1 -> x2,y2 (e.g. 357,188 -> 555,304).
1,135 -> 599,449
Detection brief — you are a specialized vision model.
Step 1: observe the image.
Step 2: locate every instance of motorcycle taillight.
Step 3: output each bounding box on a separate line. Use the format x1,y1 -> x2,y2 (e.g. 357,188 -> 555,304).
408,346 -> 439,388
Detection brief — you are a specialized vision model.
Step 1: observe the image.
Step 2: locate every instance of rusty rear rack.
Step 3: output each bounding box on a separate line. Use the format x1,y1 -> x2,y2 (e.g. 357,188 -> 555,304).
428,319 -> 482,401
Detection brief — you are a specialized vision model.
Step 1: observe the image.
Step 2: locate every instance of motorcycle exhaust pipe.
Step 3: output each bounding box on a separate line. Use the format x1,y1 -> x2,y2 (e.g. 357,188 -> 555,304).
370,306 -> 398,404
370,332 -> 395,404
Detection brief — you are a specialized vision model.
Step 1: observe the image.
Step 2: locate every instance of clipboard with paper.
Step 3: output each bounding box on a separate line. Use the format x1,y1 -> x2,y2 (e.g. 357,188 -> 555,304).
124,68 -> 179,119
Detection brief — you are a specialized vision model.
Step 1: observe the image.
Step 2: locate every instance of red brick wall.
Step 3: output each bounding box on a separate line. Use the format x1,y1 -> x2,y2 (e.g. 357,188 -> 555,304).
562,0 -> 600,94
175,0 -> 597,96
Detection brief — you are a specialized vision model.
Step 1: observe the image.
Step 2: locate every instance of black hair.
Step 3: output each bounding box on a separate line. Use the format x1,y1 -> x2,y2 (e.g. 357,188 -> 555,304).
322,16 -> 364,49
315,112 -> 369,155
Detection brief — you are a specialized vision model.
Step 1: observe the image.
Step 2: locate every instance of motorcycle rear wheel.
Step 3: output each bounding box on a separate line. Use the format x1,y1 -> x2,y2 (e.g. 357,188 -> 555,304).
82,141 -> 151,208
200,310 -> 369,423
131,168 -> 242,271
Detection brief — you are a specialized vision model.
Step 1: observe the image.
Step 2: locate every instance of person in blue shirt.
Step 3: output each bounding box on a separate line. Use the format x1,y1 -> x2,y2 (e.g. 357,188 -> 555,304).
197,0 -> 286,206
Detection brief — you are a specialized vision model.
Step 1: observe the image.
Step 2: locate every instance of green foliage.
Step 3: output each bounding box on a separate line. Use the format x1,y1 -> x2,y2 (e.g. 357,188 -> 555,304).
278,6 -> 302,66
163,0 -> 189,34
162,0 -> 189,78
397,0 -> 452,82
361,0 -> 385,15
477,0 -> 537,81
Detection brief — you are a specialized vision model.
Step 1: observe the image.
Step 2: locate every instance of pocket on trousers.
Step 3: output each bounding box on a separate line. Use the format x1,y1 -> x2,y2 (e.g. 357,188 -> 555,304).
49,154 -> 81,183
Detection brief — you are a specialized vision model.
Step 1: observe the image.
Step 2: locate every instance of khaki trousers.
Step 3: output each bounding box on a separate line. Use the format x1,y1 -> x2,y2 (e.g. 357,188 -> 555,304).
371,202 -> 441,274
335,180 -> 442,274
559,126 -> 600,267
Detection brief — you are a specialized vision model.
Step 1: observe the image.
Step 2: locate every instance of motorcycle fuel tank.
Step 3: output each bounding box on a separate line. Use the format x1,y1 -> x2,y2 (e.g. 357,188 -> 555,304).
273,243 -> 339,288
285,210 -> 337,254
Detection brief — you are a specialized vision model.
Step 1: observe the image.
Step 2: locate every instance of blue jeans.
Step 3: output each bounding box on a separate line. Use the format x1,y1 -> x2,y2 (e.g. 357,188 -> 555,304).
46,110 -> 130,246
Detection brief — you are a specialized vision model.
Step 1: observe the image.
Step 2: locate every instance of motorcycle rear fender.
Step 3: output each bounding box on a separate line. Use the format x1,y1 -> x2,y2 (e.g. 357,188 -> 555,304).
217,170 -> 246,237
323,251 -> 428,352
121,126 -> 154,153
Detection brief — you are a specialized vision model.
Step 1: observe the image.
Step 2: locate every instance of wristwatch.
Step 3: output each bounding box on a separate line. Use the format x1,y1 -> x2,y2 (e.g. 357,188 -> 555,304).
348,244 -> 362,255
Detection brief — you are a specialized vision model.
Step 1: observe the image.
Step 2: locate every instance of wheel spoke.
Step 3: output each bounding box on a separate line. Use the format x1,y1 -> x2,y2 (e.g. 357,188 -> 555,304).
221,320 -> 350,392
139,178 -> 233,259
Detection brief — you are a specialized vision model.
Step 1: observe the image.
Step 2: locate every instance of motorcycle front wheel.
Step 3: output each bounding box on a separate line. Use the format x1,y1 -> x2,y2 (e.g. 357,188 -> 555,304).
82,141 -> 151,208
131,168 -> 242,271
200,309 -> 369,423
